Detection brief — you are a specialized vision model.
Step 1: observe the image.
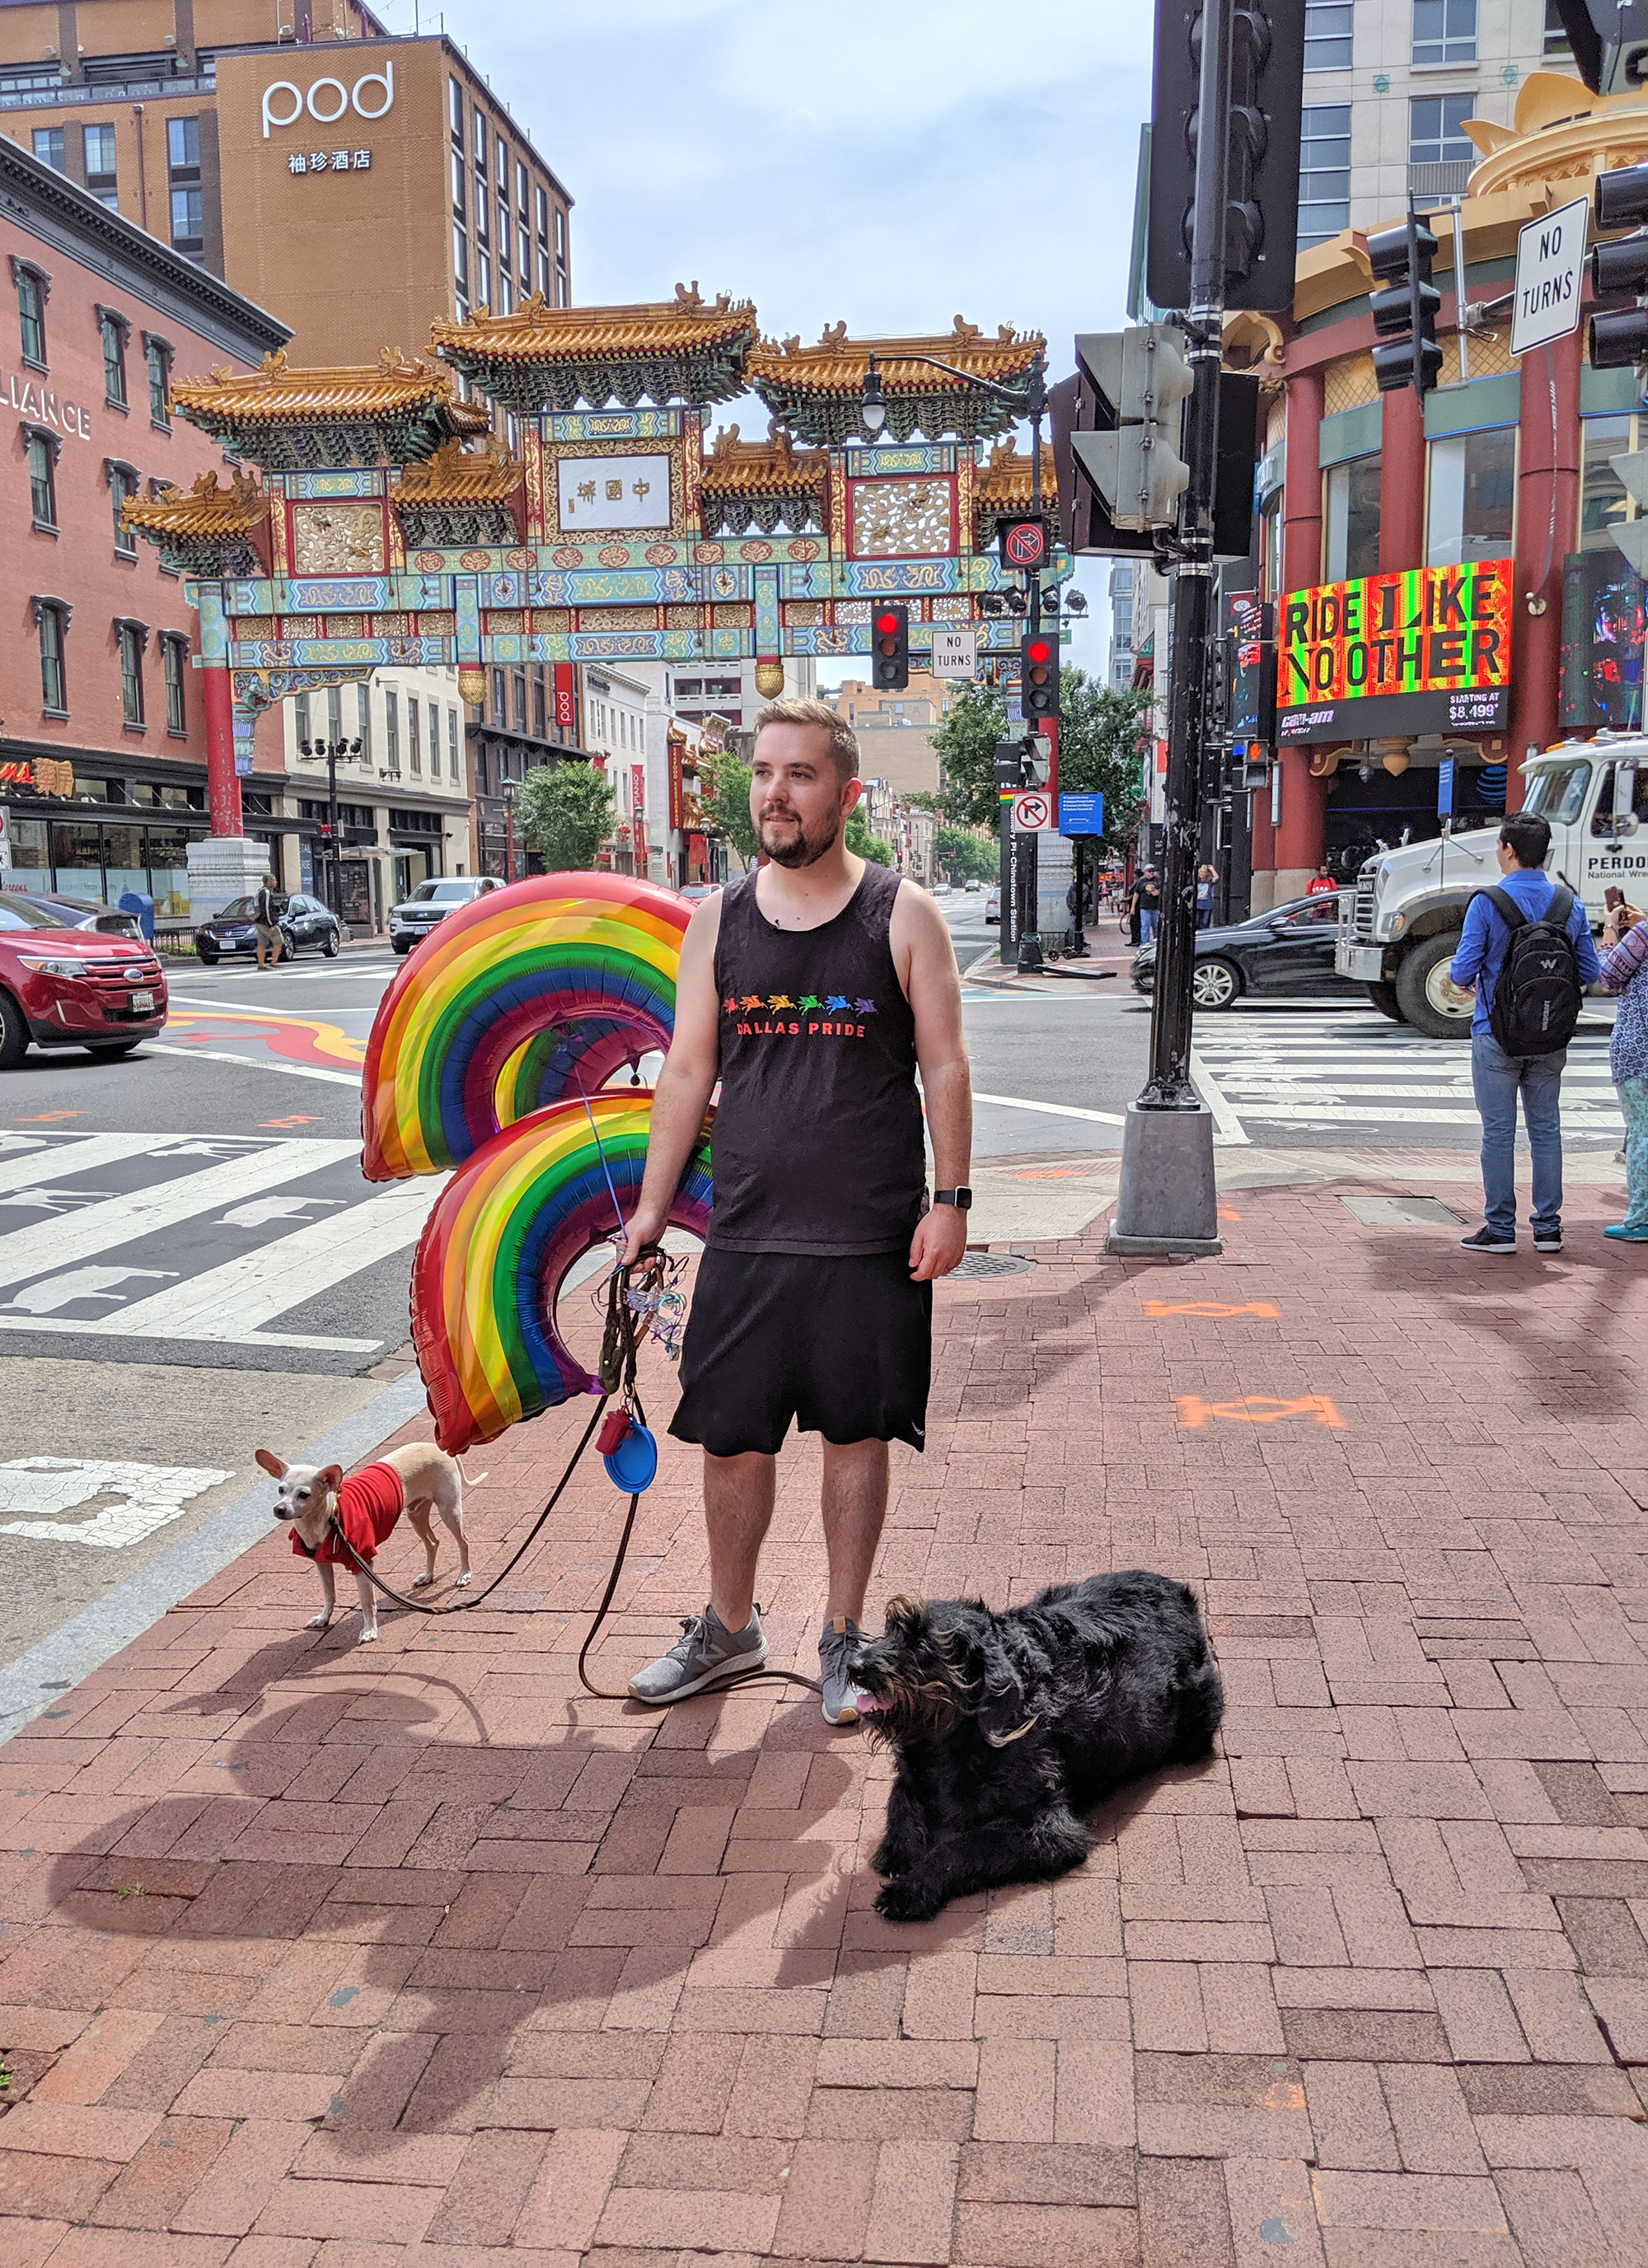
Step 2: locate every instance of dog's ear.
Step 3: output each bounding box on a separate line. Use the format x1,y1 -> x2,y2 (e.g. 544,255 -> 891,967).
254,1448 -> 287,1479
314,1464 -> 344,1498
971,1639 -> 1042,1751
883,1594 -> 929,1644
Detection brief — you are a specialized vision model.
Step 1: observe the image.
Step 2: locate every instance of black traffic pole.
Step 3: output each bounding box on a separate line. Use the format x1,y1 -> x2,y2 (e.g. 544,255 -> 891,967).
1107,0 -> 1230,1253
1018,349 -> 1048,974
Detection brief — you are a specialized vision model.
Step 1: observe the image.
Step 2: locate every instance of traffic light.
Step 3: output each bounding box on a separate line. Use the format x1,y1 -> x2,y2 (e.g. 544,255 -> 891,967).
1590,163 -> 1648,373
1021,629 -> 1060,722
1147,0 -> 1307,314
1368,203 -> 1442,395
1054,360 -> 1261,559
871,602 -> 909,692
1070,325 -> 1193,533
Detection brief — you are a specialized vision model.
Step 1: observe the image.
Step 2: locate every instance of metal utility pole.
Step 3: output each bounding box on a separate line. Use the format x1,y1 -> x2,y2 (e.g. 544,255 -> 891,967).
1018,351 -> 1049,972
299,734 -> 361,914
1107,0 -> 1232,1253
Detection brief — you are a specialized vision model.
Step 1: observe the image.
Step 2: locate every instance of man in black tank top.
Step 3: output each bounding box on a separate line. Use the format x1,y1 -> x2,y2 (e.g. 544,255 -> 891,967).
622,698 -> 974,1723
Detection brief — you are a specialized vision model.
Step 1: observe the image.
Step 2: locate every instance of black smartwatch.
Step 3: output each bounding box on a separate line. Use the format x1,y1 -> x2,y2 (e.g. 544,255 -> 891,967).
933,1187 -> 973,1210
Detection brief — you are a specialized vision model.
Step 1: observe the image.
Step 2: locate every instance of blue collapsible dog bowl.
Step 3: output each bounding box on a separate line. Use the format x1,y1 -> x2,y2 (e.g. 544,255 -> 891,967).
602,1419 -> 658,1494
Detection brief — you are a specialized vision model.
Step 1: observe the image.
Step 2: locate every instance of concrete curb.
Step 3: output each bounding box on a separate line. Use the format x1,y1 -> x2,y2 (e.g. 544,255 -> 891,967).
0,1369 -> 429,1747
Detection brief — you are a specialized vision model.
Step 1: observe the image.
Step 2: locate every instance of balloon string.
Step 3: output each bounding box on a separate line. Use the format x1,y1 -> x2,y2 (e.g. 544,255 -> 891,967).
574,1068 -> 629,1240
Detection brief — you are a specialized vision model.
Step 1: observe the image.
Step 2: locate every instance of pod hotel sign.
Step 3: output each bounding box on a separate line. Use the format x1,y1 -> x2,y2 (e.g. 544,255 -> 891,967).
1277,559 -> 1513,742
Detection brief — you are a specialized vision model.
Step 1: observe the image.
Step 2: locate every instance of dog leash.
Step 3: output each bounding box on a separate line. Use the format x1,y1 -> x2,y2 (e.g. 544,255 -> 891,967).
322,1254 -> 822,1705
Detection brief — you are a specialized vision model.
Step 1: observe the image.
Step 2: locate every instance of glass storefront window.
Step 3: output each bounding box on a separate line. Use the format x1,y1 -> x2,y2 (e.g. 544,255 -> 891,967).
145,828 -> 190,919
1323,451 -> 1382,582
1427,428 -> 1516,566
51,821 -> 104,903
103,824 -> 146,910
7,816 -> 49,879
1581,414 -> 1638,552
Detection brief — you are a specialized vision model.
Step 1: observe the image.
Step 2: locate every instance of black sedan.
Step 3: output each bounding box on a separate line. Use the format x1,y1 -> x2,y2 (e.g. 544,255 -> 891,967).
1131,890 -> 1350,1009
194,892 -> 343,966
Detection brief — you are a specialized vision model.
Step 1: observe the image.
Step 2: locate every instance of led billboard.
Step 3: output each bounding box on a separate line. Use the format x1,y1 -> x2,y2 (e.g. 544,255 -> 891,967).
1276,559 -> 1513,742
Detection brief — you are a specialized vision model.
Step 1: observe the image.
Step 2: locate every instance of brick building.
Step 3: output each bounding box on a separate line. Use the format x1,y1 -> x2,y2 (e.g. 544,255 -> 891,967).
0,129 -> 286,918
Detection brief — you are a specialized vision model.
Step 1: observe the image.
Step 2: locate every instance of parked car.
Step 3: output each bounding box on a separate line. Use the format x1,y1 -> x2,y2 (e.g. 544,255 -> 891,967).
193,892 -> 343,966
986,884 -> 1001,924
677,883 -> 722,903
0,889 -> 143,939
965,878 -> 983,893
0,892 -> 168,1067
389,875 -> 505,955
1130,890 -> 1350,1009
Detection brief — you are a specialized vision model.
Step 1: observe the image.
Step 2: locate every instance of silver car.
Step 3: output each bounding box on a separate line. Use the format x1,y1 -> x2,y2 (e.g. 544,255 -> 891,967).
389,875 -> 505,956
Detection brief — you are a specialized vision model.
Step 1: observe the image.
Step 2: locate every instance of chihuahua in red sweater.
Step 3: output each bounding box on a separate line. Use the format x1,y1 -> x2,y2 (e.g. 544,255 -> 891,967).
258,1442 -> 475,1642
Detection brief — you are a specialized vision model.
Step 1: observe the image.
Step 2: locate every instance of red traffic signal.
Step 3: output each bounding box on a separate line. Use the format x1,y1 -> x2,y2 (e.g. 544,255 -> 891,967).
872,601 -> 910,692
1022,628 -> 1060,718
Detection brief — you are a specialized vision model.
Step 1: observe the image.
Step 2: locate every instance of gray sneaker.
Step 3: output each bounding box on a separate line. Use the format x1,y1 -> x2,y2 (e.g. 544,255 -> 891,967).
819,1616 -> 870,1727
628,1605 -> 767,1704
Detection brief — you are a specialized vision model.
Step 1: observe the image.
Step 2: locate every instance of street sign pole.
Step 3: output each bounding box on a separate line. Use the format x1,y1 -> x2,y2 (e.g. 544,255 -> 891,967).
1109,0 -> 1232,1255
1018,353 -> 1049,973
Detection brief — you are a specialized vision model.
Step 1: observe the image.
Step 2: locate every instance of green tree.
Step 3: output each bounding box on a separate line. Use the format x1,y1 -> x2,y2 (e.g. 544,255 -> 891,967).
517,758 -> 616,872
701,751 -> 759,865
845,805 -> 892,866
930,681 -> 1009,834
935,826 -> 997,881
1055,674 -> 1151,858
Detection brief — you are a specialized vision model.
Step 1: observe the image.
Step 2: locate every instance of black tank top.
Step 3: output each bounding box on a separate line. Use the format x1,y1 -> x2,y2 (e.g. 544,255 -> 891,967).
709,862 -> 925,1256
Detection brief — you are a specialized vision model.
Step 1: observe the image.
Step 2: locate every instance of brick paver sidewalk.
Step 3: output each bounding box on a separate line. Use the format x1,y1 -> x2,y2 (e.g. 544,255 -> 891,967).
4,1168 -> 1648,2266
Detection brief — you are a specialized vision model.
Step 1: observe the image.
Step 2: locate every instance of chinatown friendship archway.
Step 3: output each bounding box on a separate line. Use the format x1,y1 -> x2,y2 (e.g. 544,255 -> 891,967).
123,287 -> 1067,888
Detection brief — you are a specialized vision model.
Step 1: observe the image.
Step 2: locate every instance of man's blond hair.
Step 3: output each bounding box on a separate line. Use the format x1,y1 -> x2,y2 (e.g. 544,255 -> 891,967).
752,696 -> 859,782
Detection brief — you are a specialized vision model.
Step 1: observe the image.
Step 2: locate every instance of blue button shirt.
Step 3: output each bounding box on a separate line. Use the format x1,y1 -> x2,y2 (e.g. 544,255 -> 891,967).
1449,868 -> 1601,1036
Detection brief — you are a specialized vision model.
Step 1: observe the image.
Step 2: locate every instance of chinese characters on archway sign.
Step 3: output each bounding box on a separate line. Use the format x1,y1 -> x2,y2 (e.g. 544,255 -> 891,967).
1276,559 -> 1514,742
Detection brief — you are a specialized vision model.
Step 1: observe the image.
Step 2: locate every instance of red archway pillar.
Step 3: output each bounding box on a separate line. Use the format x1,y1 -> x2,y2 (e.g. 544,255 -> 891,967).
1506,329 -> 1582,810
1379,383 -> 1426,575
1272,367 -> 1327,905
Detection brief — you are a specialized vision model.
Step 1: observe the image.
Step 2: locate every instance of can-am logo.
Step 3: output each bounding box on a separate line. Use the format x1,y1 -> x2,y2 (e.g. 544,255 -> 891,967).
262,62 -> 393,137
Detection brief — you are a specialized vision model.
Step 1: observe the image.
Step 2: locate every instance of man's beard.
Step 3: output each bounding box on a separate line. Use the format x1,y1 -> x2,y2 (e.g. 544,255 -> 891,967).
758,802 -> 840,868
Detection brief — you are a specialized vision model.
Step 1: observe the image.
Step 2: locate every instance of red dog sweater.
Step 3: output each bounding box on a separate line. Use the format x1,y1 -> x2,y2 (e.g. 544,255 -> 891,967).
290,1461 -> 404,1564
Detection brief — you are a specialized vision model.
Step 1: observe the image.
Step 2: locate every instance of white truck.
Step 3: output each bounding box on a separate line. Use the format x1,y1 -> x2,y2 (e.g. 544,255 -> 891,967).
1336,732 -> 1648,1037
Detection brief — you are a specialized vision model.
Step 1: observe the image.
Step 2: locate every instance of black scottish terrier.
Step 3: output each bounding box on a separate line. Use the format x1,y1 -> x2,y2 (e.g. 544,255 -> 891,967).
850,1571 -> 1224,1922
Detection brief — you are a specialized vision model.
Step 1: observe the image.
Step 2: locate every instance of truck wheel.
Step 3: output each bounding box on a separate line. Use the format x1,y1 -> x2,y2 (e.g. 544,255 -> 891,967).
1394,933 -> 1472,1040
1367,980 -> 1402,1021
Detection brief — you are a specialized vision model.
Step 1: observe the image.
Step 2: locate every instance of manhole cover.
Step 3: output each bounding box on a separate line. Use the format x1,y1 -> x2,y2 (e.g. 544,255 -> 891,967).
1339,1194 -> 1463,1228
950,1251 -> 1037,1279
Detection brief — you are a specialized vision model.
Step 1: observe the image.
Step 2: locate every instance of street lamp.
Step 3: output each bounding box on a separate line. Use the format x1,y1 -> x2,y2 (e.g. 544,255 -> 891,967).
860,353 -> 887,440
501,773 -> 517,885
297,733 -> 363,913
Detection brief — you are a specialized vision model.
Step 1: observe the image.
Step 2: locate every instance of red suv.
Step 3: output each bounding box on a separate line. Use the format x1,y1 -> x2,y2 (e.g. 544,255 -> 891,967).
0,891 -> 169,1068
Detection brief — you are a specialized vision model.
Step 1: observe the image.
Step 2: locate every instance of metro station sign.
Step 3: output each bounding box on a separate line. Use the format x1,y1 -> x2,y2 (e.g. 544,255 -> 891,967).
1276,559 -> 1514,742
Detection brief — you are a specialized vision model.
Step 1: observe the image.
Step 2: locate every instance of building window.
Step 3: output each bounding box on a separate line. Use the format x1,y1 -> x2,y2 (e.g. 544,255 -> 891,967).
1580,414 -> 1641,550
386,687 -> 400,773
1262,495 -> 1284,599
449,74 -> 465,140
447,708 -> 461,781
14,261 -> 48,368
1427,427 -> 1516,566
1543,0 -> 1571,52
167,115 -> 199,171
117,620 -> 147,726
476,248 -> 491,308
1298,105 -> 1351,246
84,123 -> 118,205
162,632 -> 186,732
98,308 -> 129,408
452,224 -> 469,294
167,117 -> 204,260
428,699 -> 441,778
295,690 -> 311,747
25,425 -> 59,528
1304,1 -> 1353,69
1409,92 -> 1476,168
409,696 -> 422,774
34,597 -> 68,714
1412,0 -> 1476,65
327,684 -> 343,746
143,334 -> 171,427
513,668 -> 527,732
535,183 -> 550,297
106,461 -> 138,556
554,205 -> 567,302
1323,451 -> 1382,582
532,668 -> 546,738
357,680 -> 372,762
30,126 -> 64,172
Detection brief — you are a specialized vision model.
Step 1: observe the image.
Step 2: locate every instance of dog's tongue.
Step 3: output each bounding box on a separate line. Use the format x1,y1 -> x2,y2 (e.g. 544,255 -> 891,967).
855,1693 -> 882,1714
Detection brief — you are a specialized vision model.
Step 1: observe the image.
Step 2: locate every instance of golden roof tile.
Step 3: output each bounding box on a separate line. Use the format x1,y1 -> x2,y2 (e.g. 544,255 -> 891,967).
430,281 -> 759,364
699,420 -> 829,494
975,438 -> 1058,510
747,316 -> 1043,396
171,346 -> 489,429
393,437 -> 522,505
121,467 -> 271,539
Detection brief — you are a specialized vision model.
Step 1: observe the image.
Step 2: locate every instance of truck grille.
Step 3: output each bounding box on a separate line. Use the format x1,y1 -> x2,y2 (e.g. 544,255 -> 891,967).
1346,874 -> 1377,943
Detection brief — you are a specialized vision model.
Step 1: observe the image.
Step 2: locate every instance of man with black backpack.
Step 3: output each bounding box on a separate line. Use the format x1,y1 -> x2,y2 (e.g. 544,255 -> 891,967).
1449,811 -> 1599,1255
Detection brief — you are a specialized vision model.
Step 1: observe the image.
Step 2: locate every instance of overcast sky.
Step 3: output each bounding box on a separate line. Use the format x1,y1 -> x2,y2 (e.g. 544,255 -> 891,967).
403,0 -> 1154,680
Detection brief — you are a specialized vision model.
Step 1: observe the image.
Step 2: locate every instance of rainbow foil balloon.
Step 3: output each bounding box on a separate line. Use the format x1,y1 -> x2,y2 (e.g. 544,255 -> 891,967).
363,870 -> 691,1180
358,872 -> 712,1452
411,1092 -> 712,1454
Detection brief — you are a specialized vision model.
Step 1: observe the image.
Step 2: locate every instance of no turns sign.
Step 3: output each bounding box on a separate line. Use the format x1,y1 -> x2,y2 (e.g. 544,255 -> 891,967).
1511,195 -> 1589,356
1012,791 -> 1054,833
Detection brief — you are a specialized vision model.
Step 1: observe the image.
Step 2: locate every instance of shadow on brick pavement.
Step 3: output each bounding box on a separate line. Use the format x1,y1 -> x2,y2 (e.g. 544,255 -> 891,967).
4,1167 -> 1648,2265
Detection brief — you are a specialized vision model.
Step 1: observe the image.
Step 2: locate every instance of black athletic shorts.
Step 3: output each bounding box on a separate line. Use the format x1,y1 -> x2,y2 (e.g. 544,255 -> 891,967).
667,1247 -> 933,1458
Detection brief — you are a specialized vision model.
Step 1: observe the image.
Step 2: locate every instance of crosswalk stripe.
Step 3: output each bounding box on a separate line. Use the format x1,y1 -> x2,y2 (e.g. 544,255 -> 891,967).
1234,1102 -> 1622,1126
1217,1082 -> 1623,1105
0,1139 -> 361,1292
28,1174 -> 445,1350
145,1041 -> 362,1087
0,1134 -> 160,1196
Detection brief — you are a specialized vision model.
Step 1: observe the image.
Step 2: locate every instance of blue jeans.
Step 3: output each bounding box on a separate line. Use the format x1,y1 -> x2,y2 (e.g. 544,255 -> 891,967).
1140,910 -> 1159,943
1620,1076 -> 1648,1229
1471,1031 -> 1566,1237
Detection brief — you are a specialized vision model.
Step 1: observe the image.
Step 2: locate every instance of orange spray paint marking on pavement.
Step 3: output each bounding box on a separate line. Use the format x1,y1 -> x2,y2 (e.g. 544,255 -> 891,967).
165,1010 -> 365,1069
1217,1206 -> 1241,1222
1177,1393 -> 1345,1429
260,1115 -> 321,1129
15,1110 -> 81,1121
1145,1301 -> 1280,1319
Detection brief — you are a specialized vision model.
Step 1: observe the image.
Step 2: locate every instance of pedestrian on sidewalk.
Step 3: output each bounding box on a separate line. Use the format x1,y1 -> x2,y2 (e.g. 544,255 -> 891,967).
1196,863 -> 1217,928
1125,871 -> 1143,947
620,696 -> 973,1723
1598,893 -> 1648,1241
1138,865 -> 1162,944
1449,811 -> 1599,1256
253,874 -> 284,970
